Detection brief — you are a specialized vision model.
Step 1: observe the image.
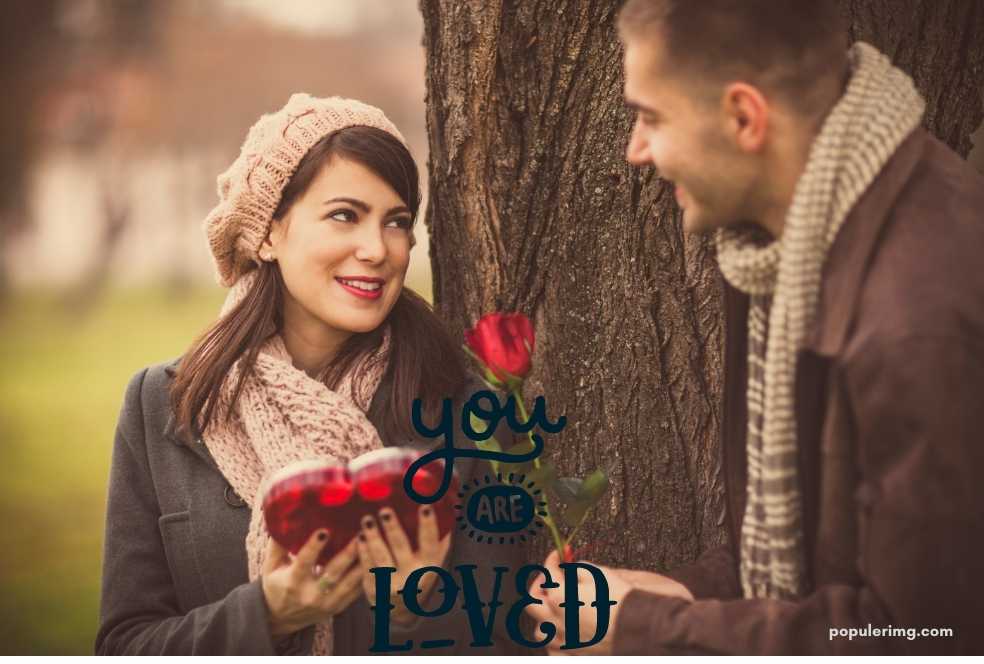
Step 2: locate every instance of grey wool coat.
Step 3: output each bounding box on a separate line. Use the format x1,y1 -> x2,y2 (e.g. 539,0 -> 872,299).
95,357 -> 530,655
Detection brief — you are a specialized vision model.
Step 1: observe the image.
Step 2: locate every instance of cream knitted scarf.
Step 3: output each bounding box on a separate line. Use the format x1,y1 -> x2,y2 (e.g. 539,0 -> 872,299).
715,42 -> 924,599
202,270 -> 391,654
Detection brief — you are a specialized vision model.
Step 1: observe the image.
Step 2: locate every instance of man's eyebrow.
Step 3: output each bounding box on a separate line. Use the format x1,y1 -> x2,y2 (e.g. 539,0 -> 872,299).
625,99 -> 658,115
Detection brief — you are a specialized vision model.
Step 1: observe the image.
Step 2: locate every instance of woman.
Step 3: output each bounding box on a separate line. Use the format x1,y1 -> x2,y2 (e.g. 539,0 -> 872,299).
95,94 -> 526,655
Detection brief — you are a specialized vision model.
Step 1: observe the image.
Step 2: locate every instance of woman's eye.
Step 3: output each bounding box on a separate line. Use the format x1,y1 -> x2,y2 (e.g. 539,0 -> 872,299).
328,209 -> 356,223
386,217 -> 413,230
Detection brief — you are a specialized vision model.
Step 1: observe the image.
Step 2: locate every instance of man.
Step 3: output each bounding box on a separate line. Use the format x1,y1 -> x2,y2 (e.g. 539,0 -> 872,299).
526,0 -> 984,654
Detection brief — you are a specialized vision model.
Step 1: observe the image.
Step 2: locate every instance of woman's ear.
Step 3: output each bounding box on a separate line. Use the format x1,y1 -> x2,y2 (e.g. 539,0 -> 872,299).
259,219 -> 284,262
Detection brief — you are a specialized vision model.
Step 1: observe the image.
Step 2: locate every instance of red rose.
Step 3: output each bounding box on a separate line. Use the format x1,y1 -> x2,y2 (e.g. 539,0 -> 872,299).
464,312 -> 535,384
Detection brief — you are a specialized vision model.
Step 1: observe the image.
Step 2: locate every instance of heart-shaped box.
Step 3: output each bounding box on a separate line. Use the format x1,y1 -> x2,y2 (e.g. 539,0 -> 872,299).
260,447 -> 458,565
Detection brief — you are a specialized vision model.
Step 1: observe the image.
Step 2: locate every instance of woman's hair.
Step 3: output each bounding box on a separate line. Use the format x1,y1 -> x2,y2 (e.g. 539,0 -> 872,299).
169,125 -> 468,444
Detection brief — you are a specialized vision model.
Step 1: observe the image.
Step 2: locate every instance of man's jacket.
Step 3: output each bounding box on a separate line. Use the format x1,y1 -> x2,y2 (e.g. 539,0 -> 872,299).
615,128 -> 984,654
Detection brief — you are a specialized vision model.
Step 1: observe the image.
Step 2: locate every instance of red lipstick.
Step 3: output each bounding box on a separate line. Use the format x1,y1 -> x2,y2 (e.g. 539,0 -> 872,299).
335,277 -> 384,300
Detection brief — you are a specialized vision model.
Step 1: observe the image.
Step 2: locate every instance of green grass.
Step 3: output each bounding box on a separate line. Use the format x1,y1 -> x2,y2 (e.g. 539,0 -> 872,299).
0,285 -> 226,655
0,275 -> 434,655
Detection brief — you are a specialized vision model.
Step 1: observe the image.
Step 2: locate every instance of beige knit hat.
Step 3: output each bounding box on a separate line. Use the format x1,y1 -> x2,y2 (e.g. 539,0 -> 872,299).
204,93 -> 409,287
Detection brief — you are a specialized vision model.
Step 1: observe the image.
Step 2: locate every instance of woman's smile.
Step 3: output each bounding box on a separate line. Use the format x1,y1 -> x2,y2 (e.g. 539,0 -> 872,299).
335,275 -> 385,300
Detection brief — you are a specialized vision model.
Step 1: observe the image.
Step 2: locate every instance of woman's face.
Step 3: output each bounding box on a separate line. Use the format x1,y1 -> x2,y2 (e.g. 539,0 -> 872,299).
263,156 -> 413,352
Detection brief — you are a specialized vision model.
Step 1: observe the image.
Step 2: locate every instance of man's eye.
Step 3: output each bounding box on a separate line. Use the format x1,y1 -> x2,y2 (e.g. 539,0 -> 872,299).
328,209 -> 356,222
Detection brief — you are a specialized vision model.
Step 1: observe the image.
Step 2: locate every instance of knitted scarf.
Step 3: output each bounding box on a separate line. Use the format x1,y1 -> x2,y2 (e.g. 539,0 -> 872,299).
715,42 -> 924,599
202,269 -> 391,654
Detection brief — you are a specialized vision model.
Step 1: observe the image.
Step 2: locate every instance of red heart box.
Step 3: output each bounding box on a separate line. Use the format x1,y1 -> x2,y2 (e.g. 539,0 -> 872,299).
260,448 -> 458,565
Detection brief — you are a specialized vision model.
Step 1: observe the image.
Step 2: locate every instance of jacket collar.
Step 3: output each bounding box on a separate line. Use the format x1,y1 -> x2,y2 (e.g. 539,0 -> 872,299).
161,358 -> 222,470
162,359 -> 187,444
803,128 -> 927,358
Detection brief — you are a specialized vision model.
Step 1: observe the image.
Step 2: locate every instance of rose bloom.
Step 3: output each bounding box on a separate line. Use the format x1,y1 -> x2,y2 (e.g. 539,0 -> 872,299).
464,312 -> 535,383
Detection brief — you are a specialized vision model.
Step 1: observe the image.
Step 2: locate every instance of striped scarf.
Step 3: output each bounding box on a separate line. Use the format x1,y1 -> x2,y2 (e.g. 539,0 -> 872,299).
715,42 -> 924,599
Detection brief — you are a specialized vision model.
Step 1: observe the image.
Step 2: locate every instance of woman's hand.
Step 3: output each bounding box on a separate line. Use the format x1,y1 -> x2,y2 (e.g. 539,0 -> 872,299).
357,505 -> 451,626
260,529 -> 364,637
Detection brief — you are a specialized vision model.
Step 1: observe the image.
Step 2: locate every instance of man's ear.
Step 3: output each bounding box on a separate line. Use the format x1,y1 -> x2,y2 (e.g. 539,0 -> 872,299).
722,82 -> 769,153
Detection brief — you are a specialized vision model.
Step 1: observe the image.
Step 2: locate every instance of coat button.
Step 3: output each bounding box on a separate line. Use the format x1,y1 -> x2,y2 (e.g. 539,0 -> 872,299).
224,484 -> 247,508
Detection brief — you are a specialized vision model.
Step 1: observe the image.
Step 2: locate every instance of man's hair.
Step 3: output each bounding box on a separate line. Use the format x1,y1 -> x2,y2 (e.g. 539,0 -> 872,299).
618,0 -> 849,116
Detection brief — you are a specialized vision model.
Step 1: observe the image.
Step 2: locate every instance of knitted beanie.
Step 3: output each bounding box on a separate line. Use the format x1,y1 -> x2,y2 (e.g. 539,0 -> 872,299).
204,93 -> 409,287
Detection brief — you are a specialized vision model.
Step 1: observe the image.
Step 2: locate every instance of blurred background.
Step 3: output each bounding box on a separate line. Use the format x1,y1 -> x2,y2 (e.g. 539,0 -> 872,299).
1,0 -> 984,656
0,0 -> 431,654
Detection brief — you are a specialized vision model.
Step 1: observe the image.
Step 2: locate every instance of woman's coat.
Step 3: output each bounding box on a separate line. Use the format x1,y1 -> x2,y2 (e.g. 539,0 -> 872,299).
95,358 -> 529,655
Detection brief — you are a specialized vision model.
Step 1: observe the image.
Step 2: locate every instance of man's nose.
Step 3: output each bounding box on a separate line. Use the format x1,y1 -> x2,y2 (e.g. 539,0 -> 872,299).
625,119 -> 650,166
354,223 -> 387,263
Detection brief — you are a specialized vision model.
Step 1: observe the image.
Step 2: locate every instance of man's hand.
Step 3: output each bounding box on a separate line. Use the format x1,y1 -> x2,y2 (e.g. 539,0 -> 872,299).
523,550 -> 632,656
608,568 -> 694,601
524,551 -> 695,655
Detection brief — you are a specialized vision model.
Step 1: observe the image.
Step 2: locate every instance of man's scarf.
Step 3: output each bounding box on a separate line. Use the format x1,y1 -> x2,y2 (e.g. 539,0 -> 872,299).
715,42 -> 925,598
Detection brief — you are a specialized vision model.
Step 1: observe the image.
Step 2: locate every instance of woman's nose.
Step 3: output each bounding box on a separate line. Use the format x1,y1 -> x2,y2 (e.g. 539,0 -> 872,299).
353,223 -> 387,263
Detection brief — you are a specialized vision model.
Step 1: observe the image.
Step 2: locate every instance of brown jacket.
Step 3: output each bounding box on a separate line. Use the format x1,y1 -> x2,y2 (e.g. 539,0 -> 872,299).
614,129 -> 984,655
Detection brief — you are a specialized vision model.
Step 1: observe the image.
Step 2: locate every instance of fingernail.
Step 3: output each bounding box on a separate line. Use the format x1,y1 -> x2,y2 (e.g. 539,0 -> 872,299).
359,533 -> 367,542
363,517 -> 375,529
421,507 -> 432,516
380,512 -> 392,522
317,531 -> 327,542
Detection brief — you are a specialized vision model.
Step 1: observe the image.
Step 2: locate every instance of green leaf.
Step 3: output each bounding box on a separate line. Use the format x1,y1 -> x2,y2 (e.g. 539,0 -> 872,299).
471,435 -> 501,474
498,461 -> 529,476
472,434 -> 501,454
552,477 -> 582,504
576,469 -> 610,503
506,438 -> 535,457
499,367 -> 526,392
526,461 -> 557,489
561,500 -> 591,528
469,412 -> 495,439
483,366 -> 506,389
480,376 -> 503,392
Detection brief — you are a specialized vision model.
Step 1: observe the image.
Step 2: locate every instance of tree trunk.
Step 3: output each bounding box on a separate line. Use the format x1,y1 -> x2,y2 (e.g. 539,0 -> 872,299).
844,0 -> 984,158
420,0 -> 984,571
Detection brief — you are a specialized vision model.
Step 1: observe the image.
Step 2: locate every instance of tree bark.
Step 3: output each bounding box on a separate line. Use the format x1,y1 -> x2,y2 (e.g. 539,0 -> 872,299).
844,0 -> 984,158
420,0 -> 984,571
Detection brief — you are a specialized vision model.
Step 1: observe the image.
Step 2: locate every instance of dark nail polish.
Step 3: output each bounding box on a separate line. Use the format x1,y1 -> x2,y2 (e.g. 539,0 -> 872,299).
422,507 -> 432,516
317,531 -> 327,541
359,533 -> 367,542
363,518 -> 375,529
380,512 -> 392,522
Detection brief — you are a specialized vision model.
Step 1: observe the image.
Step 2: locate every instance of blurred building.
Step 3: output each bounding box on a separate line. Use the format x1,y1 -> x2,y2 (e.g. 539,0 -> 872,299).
4,0 -> 432,292
4,1 -> 982,293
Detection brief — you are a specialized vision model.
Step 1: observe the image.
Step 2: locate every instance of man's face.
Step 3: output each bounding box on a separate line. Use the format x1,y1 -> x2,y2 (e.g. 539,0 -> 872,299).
623,36 -> 755,235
